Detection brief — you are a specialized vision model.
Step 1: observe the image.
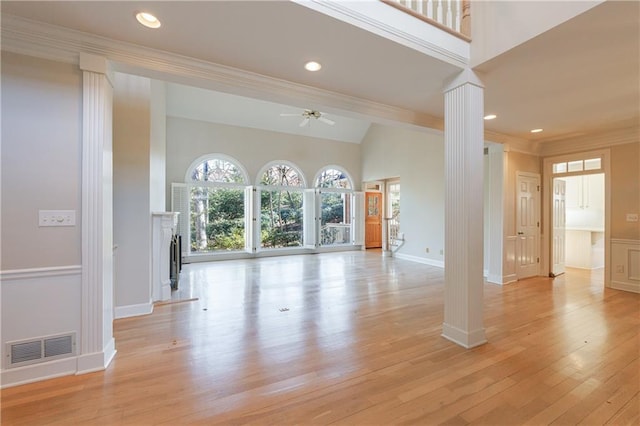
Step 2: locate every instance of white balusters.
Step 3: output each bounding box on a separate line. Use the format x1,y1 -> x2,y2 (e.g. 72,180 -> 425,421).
389,0 -> 466,36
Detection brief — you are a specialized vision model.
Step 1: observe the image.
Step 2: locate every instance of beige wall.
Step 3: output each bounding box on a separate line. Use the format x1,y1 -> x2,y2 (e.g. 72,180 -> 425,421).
610,142 -> 640,240
1,52 -> 82,269
361,124 -> 445,262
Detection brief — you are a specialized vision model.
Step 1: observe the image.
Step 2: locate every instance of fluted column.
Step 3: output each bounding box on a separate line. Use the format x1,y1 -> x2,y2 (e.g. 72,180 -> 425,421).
77,53 -> 116,373
442,68 -> 487,348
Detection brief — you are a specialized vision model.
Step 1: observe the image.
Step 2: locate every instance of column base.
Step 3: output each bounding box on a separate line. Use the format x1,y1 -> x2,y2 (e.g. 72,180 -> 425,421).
442,323 -> 487,349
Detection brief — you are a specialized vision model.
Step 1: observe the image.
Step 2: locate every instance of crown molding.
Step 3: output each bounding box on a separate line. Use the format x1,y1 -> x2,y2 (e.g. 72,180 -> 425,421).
1,14 -> 442,130
539,126 -> 639,157
484,130 -> 540,156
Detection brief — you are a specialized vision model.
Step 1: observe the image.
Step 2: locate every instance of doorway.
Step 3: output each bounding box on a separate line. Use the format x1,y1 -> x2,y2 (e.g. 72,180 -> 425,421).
365,191 -> 382,248
543,150 -> 610,285
516,172 -> 541,280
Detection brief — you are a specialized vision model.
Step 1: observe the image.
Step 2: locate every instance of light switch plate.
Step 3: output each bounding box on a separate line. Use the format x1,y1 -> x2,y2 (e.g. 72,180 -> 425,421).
626,213 -> 639,222
39,210 -> 76,227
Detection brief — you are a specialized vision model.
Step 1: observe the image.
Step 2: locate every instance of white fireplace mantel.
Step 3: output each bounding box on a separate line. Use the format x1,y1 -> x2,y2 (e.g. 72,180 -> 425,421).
151,212 -> 179,302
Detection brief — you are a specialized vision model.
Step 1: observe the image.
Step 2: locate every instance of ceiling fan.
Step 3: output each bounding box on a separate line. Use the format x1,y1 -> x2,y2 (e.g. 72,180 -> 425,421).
280,109 -> 335,127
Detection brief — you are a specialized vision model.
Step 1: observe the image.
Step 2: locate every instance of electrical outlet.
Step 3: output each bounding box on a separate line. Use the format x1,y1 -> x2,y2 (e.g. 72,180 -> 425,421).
425,248 -> 429,253
616,265 -> 625,273
626,213 -> 638,222
39,210 -> 76,227
440,249 -> 444,255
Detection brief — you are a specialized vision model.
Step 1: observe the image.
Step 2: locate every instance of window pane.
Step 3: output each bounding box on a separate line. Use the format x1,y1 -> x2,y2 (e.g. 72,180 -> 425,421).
260,189 -> 303,249
316,168 -> 351,189
260,164 -> 304,187
584,158 -> 601,170
553,162 -> 567,173
190,187 -> 245,252
567,160 -> 583,172
320,193 -> 351,245
191,159 -> 245,183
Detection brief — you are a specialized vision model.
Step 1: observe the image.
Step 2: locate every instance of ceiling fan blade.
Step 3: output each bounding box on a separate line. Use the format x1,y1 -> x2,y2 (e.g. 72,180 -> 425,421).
299,117 -> 310,127
318,116 -> 335,126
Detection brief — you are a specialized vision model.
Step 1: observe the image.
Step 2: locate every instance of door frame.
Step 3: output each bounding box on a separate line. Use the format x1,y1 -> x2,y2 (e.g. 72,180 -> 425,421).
515,171 -> 541,280
542,149 -> 611,286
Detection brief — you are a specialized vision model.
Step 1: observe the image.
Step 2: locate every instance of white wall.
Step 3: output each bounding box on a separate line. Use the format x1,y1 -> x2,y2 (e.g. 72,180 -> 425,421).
361,124 -> 445,265
113,73 -> 153,314
1,52 -> 83,372
471,0 -> 603,66
165,116 -> 362,197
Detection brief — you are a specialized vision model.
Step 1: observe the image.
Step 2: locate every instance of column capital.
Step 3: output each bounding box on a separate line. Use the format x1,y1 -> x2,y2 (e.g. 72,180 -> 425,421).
443,68 -> 484,93
79,53 -> 114,84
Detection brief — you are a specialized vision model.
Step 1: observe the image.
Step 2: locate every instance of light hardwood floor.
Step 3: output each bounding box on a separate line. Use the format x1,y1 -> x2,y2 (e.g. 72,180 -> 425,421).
1,251 -> 638,425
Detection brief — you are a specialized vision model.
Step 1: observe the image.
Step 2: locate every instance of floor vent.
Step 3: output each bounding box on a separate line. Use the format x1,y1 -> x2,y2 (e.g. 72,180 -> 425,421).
6,332 -> 76,368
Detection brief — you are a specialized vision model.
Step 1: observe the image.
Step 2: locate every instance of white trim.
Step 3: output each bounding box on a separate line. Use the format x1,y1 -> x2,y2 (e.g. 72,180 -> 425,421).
610,281 -> 640,294
441,323 -> 487,349
1,357 -> 77,389
610,238 -> 640,246
394,253 -> 444,268
539,127 -> 639,157
76,336 -> 116,375
542,149 -> 611,286
114,302 -> 154,319
0,265 -> 81,280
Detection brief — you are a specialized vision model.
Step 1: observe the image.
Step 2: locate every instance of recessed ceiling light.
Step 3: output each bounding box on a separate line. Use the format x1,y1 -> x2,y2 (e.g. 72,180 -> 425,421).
136,12 -> 161,29
304,61 -> 322,72
531,128 -> 543,133
483,114 -> 497,120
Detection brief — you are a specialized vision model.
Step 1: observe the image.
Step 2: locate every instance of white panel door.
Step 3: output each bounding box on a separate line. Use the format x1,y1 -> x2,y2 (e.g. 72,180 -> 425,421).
516,173 -> 540,279
552,178 -> 566,277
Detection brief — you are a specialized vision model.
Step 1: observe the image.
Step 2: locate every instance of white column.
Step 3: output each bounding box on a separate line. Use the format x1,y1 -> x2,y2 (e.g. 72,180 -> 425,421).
77,53 -> 116,373
442,68 -> 487,349
152,212 -> 178,302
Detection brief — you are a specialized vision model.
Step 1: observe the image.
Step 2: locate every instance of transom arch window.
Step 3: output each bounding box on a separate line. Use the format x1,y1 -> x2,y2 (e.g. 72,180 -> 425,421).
257,161 -> 306,249
257,161 -> 307,187
314,166 -> 353,189
184,154 -> 249,253
185,153 -> 249,184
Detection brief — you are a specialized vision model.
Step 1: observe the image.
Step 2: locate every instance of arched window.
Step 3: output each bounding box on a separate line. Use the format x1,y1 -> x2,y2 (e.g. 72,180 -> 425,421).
258,162 -> 306,249
315,166 -> 354,245
184,155 -> 249,253
259,163 -> 306,187
315,167 -> 352,189
187,155 -> 248,184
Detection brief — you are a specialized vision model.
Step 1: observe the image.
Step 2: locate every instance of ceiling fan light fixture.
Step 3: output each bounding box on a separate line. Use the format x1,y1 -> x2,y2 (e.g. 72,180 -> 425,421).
136,12 -> 161,29
304,61 -> 322,72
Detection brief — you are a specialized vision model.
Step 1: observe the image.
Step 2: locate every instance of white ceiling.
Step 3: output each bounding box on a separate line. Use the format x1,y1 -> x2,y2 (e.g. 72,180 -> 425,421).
2,1 -> 638,144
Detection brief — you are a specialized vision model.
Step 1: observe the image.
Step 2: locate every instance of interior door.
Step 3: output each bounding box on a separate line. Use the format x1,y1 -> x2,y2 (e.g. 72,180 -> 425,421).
365,192 -> 382,248
551,178 -> 566,277
516,173 -> 540,279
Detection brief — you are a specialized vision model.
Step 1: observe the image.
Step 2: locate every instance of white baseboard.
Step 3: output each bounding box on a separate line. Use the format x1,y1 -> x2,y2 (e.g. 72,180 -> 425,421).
114,301 -> 153,319
441,323 -> 487,349
394,253 -> 444,268
502,274 -> 518,285
610,281 -> 640,294
76,340 -> 117,375
1,357 -> 77,389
